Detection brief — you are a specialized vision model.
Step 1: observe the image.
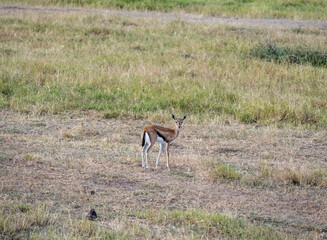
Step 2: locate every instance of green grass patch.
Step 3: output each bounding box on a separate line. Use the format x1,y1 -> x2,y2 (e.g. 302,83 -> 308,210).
208,161 -> 240,181
15,204 -> 31,213
135,209 -> 292,239
250,41 -> 327,67
1,0 -> 327,20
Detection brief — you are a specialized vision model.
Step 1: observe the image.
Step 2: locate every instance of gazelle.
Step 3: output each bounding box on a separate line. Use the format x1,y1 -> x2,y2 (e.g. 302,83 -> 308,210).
141,114 -> 187,170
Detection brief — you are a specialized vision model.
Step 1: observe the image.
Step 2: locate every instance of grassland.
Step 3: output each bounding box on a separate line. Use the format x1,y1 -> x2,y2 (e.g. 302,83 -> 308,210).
0,10 -> 327,128
1,0 -> 327,20
1,110 -> 326,239
0,5 -> 327,239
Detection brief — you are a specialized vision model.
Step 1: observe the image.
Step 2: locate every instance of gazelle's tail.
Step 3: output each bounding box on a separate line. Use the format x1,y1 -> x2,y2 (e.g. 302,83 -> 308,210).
141,131 -> 145,147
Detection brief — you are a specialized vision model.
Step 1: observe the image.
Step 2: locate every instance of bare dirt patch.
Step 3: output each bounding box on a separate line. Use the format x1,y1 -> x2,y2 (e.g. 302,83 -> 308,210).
1,110 -> 326,238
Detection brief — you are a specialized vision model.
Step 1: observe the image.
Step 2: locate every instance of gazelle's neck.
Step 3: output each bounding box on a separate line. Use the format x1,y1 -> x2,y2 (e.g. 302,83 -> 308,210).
171,125 -> 181,143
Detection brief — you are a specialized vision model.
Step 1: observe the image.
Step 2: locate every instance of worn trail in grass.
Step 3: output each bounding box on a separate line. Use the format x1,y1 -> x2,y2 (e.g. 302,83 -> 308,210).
1,110 -> 326,238
2,0 -> 327,20
1,5 -> 327,29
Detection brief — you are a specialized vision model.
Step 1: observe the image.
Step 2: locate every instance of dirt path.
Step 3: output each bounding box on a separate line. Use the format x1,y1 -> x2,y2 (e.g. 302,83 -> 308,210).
1,4 -> 327,29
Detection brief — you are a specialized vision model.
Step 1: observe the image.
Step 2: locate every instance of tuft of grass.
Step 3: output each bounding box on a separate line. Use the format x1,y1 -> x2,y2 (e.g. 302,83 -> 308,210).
21,153 -> 42,165
171,169 -> 194,178
283,168 -> 327,187
261,161 -> 270,178
60,123 -> 86,140
135,209 -> 291,240
208,161 -> 240,181
15,204 -> 31,213
70,220 -> 102,239
241,177 -> 272,187
22,153 -> 38,161
260,164 -> 327,187
0,153 -> 12,162
0,204 -> 52,239
250,41 -> 327,67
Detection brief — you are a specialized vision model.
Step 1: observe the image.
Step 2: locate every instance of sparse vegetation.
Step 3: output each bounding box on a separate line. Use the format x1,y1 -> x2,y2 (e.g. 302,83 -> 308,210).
135,209 -> 290,240
0,205 -> 291,239
1,111 -> 326,239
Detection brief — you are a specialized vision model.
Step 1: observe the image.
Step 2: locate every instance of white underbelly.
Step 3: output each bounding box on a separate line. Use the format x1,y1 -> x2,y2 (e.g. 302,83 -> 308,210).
156,136 -> 166,144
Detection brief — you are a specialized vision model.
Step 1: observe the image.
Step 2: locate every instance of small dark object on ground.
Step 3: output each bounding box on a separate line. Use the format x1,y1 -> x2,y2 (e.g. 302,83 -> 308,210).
86,208 -> 97,221
90,190 -> 95,195
180,53 -> 191,58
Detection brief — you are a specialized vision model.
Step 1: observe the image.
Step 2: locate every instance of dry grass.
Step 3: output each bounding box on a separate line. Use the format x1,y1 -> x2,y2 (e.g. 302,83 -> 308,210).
261,162 -> 327,187
135,209 -> 291,240
1,110 -> 326,239
0,204 -> 54,239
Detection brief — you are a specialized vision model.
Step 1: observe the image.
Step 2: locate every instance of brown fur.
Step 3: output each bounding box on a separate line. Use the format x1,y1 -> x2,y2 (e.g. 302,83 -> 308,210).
142,124 -> 177,146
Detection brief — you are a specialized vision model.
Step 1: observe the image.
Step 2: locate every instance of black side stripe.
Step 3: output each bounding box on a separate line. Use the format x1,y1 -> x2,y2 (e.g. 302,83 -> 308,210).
157,131 -> 167,142
142,132 -> 145,147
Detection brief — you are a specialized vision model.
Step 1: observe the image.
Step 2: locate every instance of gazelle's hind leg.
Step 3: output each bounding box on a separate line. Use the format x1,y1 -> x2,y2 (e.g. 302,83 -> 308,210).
156,144 -> 163,169
144,132 -> 155,169
145,143 -> 154,169
166,143 -> 170,171
142,132 -> 153,169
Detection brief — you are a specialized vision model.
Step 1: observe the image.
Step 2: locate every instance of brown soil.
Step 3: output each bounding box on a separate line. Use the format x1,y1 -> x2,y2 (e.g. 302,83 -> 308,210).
0,110 -> 326,238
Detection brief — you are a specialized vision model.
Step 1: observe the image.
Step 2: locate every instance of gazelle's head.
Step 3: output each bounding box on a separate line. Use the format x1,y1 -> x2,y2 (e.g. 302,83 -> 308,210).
171,114 -> 187,131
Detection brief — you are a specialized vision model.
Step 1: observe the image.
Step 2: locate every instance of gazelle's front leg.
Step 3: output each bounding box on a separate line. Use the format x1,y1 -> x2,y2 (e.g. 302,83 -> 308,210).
156,143 -> 163,169
166,143 -> 170,170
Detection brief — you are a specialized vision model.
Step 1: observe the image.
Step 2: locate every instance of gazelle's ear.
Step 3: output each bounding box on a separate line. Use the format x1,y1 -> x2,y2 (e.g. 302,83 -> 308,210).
183,115 -> 188,120
171,114 -> 176,120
